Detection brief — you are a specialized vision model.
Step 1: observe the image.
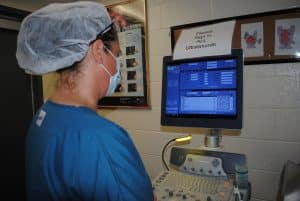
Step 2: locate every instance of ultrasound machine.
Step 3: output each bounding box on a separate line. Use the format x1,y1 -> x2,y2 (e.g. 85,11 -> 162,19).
153,49 -> 250,201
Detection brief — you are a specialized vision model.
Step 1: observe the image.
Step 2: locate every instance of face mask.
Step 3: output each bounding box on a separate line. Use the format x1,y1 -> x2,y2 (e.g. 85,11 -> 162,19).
100,47 -> 121,96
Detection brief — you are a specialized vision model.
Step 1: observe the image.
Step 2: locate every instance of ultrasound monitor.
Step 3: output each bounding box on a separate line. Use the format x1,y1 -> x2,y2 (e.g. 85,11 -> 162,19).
161,49 -> 243,130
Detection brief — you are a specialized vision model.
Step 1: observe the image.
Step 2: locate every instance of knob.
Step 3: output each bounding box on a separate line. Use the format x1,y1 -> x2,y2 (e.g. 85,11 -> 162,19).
182,194 -> 187,199
207,196 -> 212,201
212,158 -> 220,167
169,191 -> 173,197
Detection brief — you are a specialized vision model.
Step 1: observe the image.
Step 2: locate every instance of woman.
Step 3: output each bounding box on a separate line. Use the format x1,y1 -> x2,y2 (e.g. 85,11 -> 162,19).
16,2 -> 154,201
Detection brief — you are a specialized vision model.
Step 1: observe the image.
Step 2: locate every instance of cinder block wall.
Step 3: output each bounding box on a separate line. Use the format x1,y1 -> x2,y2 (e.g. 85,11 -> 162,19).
41,1 -> 300,201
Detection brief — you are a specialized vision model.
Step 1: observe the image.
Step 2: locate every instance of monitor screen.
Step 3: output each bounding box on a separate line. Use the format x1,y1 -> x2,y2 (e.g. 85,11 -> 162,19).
161,49 -> 243,129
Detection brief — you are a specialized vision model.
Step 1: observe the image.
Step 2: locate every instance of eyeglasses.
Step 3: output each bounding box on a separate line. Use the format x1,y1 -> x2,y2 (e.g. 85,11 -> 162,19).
89,22 -> 115,45
96,22 -> 114,38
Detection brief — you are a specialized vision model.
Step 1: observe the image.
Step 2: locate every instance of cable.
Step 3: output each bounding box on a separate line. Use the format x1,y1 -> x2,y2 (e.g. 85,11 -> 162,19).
161,138 -> 176,171
233,183 -> 243,201
161,135 -> 192,171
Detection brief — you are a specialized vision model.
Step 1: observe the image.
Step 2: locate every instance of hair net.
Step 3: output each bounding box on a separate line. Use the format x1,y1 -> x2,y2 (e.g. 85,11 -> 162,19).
16,1 -> 112,75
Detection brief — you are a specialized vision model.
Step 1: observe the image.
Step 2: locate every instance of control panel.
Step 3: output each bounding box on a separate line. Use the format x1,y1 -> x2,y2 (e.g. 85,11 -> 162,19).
152,147 -> 247,201
179,154 -> 227,177
153,171 -> 233,201
170,147 -> 246,175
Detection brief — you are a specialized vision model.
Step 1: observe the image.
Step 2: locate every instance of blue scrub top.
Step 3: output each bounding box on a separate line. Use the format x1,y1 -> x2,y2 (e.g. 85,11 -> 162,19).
26,100 -> 154,201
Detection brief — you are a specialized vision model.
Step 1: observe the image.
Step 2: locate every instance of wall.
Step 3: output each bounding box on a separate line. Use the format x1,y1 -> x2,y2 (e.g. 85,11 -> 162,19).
41,1 -> 300,201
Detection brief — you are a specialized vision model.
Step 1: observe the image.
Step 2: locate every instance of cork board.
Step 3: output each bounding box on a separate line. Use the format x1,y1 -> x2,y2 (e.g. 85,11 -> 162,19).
171,7 -> 300,65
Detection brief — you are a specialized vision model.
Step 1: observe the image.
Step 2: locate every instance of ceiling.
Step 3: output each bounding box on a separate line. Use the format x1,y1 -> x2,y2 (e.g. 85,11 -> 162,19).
0,0 -> 145,29
0,0 -> 129,11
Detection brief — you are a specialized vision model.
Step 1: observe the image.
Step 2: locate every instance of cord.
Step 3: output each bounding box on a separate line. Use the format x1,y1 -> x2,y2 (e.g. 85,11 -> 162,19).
161,138 -> 176,171
233,183 -> 243,201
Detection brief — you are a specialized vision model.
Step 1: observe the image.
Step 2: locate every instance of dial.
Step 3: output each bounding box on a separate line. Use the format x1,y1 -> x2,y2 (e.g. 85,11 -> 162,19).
212,158 -> 220,167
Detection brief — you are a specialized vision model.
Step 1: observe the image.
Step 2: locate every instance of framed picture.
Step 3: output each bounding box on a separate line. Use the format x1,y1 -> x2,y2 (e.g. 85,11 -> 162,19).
98,0 -> 150,108
171,7 -> 300,65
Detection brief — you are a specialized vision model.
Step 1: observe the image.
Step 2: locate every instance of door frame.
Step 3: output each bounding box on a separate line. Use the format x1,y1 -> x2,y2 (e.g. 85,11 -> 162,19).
0,5 -> 43,113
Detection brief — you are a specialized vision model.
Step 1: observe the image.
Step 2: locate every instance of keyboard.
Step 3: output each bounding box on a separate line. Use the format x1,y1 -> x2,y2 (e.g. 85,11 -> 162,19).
152,171 -> 234,201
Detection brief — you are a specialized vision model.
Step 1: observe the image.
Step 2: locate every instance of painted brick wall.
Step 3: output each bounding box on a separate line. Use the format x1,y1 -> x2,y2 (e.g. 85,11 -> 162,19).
101,1 -> 300,201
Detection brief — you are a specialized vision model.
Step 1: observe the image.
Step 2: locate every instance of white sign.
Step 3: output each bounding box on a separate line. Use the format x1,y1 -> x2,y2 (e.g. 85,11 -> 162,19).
275,18 -> 300,56
173,21 -> 236,60
241,22 -> 264,57
114,26 -> 144,97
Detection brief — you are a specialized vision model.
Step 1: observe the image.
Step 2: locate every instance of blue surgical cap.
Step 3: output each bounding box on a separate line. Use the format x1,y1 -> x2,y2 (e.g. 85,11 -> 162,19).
16,1 -> 112,75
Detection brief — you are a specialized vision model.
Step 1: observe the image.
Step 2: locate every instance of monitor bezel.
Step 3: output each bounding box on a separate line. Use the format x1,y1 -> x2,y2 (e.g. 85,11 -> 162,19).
161,49 -> 243,129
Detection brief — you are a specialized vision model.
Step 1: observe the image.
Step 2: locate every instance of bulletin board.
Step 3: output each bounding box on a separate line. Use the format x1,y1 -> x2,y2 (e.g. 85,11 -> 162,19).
98,0 -> 150,108
171,7 -> 300,65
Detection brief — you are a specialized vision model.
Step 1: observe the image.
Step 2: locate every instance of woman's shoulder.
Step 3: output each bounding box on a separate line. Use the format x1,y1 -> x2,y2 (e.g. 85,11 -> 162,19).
37,100 -> 126,134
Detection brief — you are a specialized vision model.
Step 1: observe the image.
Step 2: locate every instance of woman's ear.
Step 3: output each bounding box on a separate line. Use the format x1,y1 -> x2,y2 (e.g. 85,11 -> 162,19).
90,39 -> 104,64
